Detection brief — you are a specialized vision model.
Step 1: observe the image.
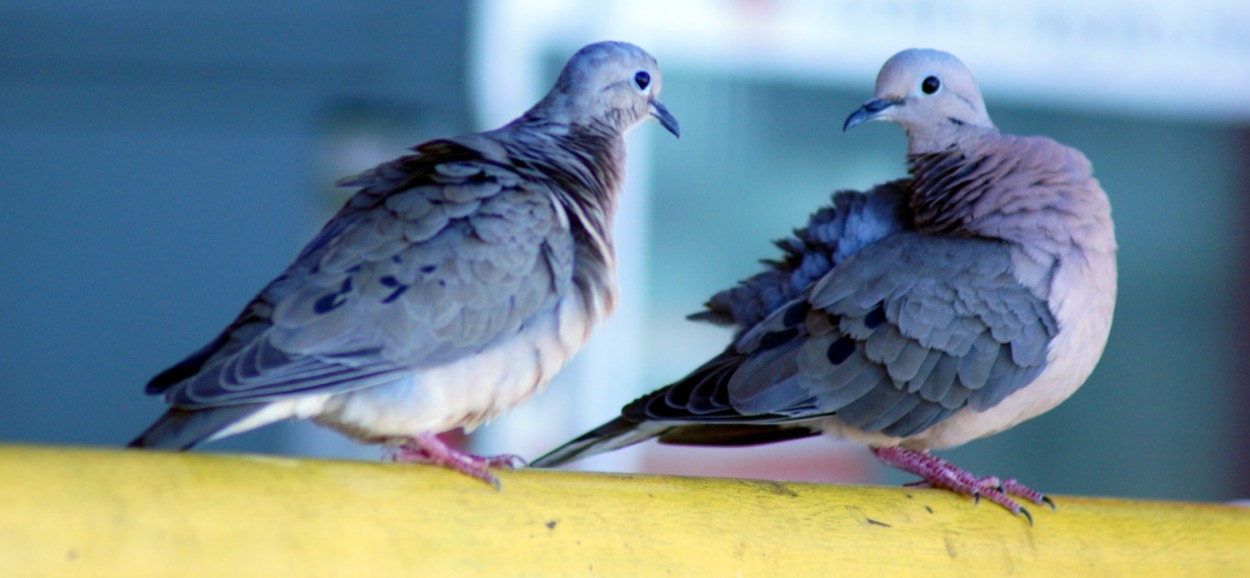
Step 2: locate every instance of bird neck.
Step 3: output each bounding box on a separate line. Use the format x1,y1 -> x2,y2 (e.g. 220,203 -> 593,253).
905,122 -> 996,156
498,117 -> 625,213
906,134 -> 1116,263
499,119 -> 626,317
550,125 -> 625,319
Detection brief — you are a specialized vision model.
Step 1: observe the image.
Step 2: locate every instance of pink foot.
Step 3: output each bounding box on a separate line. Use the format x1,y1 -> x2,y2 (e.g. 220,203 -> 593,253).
871,446 -> 1053,524
390,432 -> 526,490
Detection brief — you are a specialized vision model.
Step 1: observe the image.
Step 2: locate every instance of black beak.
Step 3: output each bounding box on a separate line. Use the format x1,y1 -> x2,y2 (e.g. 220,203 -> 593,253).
843,98 -> 900,132
650,100 -> 681,138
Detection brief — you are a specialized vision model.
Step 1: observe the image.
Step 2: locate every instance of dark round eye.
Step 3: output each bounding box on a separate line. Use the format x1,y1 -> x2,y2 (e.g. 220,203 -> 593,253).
921,75 -> 941,95
634,71 -> 651,90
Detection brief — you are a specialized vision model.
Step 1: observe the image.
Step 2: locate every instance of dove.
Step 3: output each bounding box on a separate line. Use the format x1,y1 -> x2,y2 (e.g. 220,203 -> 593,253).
128,41 -> 680,487
534,48 -> 1116,520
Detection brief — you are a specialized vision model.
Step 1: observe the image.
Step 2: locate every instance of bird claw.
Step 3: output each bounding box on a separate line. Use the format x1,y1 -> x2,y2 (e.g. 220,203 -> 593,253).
999,477 -> 1051,508
477,453 -> 527,472
973,485 -> 1031,524
870,446 -> 1051,522
390,432 -> 522,489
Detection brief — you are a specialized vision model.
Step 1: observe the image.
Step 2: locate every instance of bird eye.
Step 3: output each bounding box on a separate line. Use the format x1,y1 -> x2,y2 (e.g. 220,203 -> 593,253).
634,71 -> 651,91
921,75 -> 941,95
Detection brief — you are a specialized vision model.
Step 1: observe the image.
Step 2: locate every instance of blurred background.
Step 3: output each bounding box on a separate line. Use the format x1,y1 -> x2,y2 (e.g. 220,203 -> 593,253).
2,0 -> 1248,502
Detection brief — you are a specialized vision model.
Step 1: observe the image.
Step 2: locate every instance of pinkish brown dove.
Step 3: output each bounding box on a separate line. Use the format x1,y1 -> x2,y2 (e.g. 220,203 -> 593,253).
533,48 -> 1116,521
129,41 -> 680,487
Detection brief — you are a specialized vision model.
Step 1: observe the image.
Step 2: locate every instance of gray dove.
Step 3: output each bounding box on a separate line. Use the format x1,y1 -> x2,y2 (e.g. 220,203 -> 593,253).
533,48 -> 1116,520
129,41 -> 680,486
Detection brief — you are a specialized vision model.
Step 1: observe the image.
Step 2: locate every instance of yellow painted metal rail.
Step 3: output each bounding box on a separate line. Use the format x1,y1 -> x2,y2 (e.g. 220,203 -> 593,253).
2,444 -> 1248,577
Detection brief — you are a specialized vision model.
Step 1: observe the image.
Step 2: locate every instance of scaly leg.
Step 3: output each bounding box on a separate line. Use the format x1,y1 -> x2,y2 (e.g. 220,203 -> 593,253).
870,446 -> 1053,524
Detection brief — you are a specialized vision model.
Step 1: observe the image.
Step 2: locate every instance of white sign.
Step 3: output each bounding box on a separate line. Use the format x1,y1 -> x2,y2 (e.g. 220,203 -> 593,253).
474,0 -> 1250,122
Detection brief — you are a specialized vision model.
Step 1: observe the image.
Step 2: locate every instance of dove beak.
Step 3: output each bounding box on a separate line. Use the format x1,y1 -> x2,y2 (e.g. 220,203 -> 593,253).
649,100 -> 681,138
843,97 -> 901,132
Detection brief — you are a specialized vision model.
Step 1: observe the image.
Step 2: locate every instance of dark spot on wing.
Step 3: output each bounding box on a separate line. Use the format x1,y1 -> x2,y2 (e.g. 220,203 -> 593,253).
759,328 -> 798,352
420,265 -> 437,274
827,337 -> 856,365
865,303 -> 887,329
314,293 -> 345,314
313,276 -> 355,314
382,285 -> 409,304
324,347 -> 383,359
783,302 -> 810,326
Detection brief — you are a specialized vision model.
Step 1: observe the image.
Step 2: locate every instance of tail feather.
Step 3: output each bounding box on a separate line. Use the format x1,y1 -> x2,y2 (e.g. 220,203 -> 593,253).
533,418 -> 827,468
531,417 -> 668,468
127,405 -> 264,450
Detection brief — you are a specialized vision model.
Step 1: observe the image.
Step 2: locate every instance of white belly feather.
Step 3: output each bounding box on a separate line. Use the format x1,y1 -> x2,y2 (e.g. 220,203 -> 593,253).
212,295 -> 597,443
318,294 -> 595,440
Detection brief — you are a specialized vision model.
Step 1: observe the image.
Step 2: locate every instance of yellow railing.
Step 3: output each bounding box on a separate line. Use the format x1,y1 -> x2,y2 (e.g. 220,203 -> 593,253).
3,443 -> 1247,577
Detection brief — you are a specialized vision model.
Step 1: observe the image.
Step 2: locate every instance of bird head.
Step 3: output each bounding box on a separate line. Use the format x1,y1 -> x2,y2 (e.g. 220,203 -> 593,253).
844,49 -> 992,153
536,41 -> 680,139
